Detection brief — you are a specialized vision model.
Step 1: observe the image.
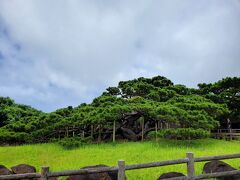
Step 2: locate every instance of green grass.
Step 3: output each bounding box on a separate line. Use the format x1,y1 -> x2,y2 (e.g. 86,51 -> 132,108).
1,139 -> 240,179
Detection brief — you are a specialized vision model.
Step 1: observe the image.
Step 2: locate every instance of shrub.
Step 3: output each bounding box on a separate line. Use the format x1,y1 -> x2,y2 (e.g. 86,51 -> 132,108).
148,128 -> 210,140
0,130 -> 32,144
57,137 -> 92,149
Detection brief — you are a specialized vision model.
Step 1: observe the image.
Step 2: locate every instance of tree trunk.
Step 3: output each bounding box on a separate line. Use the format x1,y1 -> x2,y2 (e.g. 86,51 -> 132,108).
98,125 -> 101,143
141,118 -> 144,141
91,125 -> 94,138
82,130 -> 85,138
155,121 -> 158,141
66,127 -> 69,137
58,131 -> 60,140
113,120 -> 116,142
73,126 -> 75,137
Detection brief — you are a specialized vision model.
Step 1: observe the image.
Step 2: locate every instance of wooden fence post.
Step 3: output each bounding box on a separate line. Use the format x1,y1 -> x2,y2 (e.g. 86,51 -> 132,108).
186,152 -> 195,180
118,160 -> 125,180
41,166 -> 49,180
229,129 -> 232,141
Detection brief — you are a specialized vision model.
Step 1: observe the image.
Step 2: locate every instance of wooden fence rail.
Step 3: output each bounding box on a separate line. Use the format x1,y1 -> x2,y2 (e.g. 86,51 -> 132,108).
0,152 -> 240,180
212,129 -> 240,140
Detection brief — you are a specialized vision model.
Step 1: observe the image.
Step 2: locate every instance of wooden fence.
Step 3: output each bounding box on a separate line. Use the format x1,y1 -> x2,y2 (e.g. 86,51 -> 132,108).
1,153 -> 240,180
212,129 -> 240,140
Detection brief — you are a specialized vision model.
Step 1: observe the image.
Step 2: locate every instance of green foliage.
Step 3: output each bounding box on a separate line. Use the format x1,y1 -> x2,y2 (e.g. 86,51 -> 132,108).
149,128 -> 210,140
0,97 -> 14,106
198,77 -> 240,126
106,87 -> 121,96
57,137 -> 92,149
0,128 -> 32,144
117,76 -> 173,99
0,75 -> 237,144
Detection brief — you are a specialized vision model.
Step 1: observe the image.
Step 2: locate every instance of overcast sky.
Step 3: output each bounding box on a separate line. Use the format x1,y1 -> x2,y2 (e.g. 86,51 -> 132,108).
0,0 -> 240,112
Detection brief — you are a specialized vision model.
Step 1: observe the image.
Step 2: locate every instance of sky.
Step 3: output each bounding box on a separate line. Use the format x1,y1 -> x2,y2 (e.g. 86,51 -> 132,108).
0,0 -> 240,112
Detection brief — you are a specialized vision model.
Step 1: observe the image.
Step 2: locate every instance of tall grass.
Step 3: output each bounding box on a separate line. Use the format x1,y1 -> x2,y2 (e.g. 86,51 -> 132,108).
0,139 -> 240,179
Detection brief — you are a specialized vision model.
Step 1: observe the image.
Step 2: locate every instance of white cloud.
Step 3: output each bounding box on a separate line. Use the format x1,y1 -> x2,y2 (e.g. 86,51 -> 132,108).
0,0 -> 240,111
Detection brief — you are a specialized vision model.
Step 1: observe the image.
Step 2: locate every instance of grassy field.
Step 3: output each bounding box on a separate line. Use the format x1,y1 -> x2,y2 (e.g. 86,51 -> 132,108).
0,139 -> 240,179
